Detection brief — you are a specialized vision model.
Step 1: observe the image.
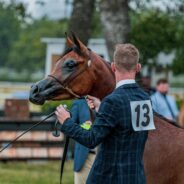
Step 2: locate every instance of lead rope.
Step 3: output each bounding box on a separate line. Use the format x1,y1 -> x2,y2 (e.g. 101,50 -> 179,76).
0,111 -> 67,184
0,111 -> 69,184
0,110 -> 73,184
59,135 -> 70,184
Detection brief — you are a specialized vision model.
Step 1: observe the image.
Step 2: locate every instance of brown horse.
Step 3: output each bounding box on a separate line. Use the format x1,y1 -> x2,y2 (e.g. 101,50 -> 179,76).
29,35 -> 184,184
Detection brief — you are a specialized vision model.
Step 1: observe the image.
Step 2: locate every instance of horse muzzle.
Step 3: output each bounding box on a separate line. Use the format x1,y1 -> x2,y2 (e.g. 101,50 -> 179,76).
29,78 -> 62,105
29,84 -> 45,105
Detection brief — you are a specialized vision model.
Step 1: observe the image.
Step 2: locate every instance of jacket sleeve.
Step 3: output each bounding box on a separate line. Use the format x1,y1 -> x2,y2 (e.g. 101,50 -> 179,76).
60,96 -> 120,149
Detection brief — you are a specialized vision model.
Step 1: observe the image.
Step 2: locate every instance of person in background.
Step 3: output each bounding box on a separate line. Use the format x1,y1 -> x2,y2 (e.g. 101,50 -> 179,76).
70,98 -> 96,184
151,79 -> 179,121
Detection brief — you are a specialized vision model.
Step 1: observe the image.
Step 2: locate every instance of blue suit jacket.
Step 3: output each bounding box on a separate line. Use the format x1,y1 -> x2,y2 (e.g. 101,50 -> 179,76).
61,84 -> 150,184
71,99 -> 91,172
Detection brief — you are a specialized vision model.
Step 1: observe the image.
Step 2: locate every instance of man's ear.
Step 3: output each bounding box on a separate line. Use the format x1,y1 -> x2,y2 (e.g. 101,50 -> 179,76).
136,63 -> 141,73
111,62 -> 116,73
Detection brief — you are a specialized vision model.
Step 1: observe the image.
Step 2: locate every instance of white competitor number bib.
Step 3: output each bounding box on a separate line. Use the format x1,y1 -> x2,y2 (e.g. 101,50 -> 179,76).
130,100 -> 155,131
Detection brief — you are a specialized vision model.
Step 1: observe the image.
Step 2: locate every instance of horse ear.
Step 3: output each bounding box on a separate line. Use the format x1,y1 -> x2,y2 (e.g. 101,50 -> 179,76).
65,32 -> 74,48
72,32 -> 87,52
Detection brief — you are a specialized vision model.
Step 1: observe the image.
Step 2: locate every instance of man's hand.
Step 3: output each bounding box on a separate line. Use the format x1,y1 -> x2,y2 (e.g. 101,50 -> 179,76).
55,105 -> 71,124
86,95 -> 101,112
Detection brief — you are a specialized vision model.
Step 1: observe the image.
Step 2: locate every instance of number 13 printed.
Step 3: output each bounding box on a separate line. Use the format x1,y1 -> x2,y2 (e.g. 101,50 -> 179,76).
130,100 -> 155,131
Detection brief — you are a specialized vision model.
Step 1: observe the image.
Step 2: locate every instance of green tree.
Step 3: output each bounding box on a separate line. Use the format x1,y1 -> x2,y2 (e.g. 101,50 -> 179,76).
8,19 -> 68,73
96,0 -> 184,62
98,0 -> 130,60
172,17 -> 184,75
130,10 -> 184,75
0,2 -> 21,66
68,0 -> 95,45
131,11 -> 177,65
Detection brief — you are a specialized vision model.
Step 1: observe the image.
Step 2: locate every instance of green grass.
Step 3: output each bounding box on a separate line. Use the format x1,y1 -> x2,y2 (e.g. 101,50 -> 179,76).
0,161 -> 74,184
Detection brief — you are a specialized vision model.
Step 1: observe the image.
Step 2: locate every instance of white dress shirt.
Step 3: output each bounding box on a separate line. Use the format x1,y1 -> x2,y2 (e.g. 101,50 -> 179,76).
116,79 -> 136,89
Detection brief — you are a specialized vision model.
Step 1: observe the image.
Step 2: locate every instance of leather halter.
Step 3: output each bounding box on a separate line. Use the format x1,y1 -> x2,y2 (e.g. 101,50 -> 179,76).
48,58 -> 92,99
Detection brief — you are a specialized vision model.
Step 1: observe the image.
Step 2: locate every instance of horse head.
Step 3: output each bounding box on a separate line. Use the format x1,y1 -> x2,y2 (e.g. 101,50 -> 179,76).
29,33 -> 115,105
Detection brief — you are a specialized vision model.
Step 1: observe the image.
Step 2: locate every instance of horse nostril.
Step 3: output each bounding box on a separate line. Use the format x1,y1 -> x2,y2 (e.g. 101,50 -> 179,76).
32,85 -> 40,94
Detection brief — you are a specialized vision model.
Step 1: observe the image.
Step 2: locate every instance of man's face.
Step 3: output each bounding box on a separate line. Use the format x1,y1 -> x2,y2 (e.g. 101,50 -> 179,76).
157,83 -> 169,94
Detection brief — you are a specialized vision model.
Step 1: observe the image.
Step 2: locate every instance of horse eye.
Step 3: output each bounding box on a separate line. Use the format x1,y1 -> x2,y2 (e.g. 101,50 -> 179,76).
64,60 -> 76,68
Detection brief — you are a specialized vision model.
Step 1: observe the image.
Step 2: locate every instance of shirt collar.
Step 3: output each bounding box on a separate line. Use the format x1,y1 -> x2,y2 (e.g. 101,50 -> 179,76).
116,79 -> 136,89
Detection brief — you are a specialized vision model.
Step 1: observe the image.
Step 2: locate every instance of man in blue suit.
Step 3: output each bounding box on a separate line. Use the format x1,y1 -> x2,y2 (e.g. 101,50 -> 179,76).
71,99 -> 96,184
56,44 -> 155,184
151,79 -> 179,121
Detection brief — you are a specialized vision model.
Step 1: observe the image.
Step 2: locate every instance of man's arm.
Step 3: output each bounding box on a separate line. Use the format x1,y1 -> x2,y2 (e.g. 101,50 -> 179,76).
56,97 -> 119,149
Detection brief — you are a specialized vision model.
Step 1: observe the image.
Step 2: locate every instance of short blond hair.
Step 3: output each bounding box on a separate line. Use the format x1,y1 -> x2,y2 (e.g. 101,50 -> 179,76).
114,43 -> 140,71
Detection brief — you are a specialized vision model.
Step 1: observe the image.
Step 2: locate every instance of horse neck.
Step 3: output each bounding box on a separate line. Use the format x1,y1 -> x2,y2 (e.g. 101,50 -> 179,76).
89,54 -> 116,100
